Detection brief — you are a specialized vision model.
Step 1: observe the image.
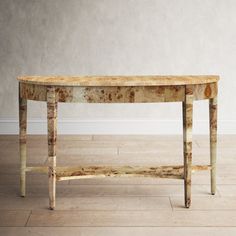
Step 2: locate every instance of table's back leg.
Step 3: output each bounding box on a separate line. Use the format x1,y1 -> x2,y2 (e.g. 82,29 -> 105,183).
182,85 -> 193,208
47,87 -> 57,210
19,89 -> 27,197
209,96 -> 217,195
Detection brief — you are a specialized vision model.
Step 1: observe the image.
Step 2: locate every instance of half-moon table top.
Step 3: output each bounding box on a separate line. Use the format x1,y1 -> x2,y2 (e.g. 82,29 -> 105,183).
17,75 -> 220,87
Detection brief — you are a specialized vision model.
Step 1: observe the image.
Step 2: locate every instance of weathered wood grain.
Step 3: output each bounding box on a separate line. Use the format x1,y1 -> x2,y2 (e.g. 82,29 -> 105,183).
19,83 -> 27,197
193,82 -> 218,100
24,165 -> 211,180
183,85 -> 193,208
210,96 -> 217,194
47,86 -> 57,210
19,83 -> 218,103
20,82 -> 47,101
56,165 -> 185,180
17,75 -> 220,86
17,75 -> 219,209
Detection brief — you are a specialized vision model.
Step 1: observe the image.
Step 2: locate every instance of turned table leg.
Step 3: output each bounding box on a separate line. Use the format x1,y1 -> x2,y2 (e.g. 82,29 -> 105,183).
19,86 -> 27,197
210,96 -> 217,195
47,87 -> 57,210
183,85 -> 193,208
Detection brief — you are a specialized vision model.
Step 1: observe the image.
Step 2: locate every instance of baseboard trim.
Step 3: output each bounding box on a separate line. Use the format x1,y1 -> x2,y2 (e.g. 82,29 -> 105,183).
0,119 -> 235,135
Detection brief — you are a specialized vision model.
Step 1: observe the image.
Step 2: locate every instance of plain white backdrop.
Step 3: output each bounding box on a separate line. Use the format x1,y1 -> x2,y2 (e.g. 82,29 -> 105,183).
0,0 -> 235,134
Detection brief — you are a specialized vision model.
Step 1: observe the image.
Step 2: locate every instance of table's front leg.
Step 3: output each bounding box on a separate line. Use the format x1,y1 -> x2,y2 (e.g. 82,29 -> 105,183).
47,87 -> 57,210
210,96 -> 217,195
183,85 -> 193,208
19,88 -> 27,197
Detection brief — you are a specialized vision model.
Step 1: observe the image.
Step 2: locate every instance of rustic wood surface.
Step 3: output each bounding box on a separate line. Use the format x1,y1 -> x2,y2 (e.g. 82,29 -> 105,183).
0,135 -> 235,234
23,165 -> 211,180
19,82 -> 218,102
210,97 -> 217,194
19,83 -> 27,197
183,85 -> 193,208
56,165 -> 184,180
17,75 -> 219,86
47,87 -> 57,210
17,76 -> 219,210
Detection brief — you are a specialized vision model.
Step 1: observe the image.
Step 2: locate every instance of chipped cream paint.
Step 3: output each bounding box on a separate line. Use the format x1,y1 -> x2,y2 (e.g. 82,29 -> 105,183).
18,76 -> 219,209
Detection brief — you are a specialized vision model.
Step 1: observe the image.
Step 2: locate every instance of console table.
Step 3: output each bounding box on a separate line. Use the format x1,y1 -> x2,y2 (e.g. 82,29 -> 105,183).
18,75 -> 219,209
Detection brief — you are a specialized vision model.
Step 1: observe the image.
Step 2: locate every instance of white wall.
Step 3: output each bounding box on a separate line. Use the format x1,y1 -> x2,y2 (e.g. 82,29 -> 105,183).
0,0 -> 235,134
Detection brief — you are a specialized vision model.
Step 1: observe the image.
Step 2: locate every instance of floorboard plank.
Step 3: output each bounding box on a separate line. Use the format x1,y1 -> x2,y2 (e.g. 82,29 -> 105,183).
0,210 -> 30,227
0,184 -> 218,197
0,196 -> 171,210
1,227 -> 236,236
171,196 -> 236,210
27,210 -> 236,226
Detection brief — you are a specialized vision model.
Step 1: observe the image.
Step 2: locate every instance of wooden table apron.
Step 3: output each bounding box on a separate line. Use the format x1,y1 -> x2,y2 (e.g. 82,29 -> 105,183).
18,81 -> 218,209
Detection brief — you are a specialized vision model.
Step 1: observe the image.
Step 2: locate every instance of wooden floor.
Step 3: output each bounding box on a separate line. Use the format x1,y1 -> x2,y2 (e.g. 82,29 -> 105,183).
0,135 -> 236,235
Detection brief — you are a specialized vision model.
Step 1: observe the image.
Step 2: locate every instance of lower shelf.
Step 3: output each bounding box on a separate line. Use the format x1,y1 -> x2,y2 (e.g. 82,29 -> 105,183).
25,165 -> 211,181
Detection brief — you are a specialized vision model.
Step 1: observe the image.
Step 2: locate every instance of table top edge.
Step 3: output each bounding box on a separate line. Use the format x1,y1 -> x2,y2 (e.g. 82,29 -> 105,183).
17,75 -> 220,86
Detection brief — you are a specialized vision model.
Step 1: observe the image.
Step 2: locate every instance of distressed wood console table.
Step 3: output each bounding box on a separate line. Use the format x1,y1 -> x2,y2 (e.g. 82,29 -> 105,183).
18,75 -> 219,209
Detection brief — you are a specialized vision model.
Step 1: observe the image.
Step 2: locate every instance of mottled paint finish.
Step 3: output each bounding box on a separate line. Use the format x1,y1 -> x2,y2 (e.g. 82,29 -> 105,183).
56,165 -> 185,180
19,83 -> 27,197
17,75 -> 220,86
183,85 -> 193,208
19,82 -> 218,103
56,165 -> 212,181
24,164 -> 212,175
210,97 -> 217,195
79,86 -> 185,103
20,82 -> 47,101
193,83 -> 218,100
18,77 -> 219,209
47,86 -> 57,210
56,86 -> 74,102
